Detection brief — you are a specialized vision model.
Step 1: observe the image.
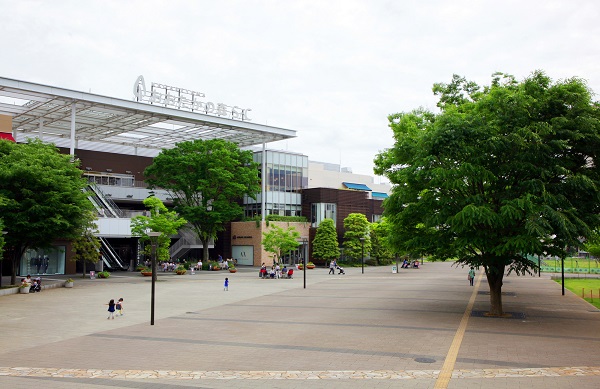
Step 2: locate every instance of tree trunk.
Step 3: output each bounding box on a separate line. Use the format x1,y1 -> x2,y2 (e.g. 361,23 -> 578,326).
10,256 -> 17,286
82,260 -> 86,279
485,263 -> 505,316
202,238 -> 209,262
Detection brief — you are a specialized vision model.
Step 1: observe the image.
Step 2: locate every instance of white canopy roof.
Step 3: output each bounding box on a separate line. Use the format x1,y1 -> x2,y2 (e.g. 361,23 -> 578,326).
0,77 -> 295,156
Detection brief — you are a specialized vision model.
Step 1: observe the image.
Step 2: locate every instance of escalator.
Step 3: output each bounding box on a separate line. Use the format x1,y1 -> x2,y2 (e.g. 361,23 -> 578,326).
99,237 -> 128,271
84,184 -> 123,218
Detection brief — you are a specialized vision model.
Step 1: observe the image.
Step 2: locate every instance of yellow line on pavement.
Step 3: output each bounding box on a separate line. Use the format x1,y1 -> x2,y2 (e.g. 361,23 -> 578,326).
434,269 -> 483,389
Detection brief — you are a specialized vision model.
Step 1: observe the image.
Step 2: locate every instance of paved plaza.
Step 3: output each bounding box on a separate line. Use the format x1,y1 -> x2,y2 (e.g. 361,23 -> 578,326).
0,261 -> 599,389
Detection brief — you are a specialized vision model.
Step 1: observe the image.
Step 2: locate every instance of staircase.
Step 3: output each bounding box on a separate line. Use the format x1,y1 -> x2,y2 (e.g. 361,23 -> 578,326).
169,227 -> 208,259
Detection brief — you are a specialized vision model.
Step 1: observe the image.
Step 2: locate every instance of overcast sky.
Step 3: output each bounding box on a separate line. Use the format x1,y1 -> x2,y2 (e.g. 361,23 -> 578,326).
1,0 -> 598,178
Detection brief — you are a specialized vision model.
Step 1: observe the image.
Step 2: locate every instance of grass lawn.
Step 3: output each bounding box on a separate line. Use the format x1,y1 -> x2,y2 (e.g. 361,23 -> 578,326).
556,278 -> 600,309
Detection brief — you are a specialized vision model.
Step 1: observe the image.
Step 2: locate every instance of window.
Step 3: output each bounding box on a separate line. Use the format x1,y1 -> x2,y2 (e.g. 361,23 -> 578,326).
311,203 -> 337,227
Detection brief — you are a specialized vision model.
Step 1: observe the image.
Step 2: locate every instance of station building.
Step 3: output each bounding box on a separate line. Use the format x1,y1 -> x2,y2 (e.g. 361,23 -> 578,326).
0,76 -> 389,275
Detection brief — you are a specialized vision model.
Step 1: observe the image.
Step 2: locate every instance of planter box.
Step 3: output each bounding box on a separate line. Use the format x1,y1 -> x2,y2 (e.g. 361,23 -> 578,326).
64,282 -> 74,288
141,272 -> 153,277
175,270 -> 186,275
19,287 -> 30,294
229,269 -> 237,273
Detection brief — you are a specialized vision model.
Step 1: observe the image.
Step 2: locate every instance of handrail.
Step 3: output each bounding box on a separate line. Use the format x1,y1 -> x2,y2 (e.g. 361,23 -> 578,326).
88,184 -> 123,218
99,237 -> 128,270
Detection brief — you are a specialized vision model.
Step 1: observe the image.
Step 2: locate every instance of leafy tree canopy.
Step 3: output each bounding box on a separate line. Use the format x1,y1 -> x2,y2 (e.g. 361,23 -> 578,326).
312,219 -> 340,260
375,71 -> 600,315
262,225 -> 300,263
343,213 -> 371,260
0,139 -> 95,284
370,218 -> 395,264
311,218 -> 340,261
144,139 -> 260,261
131,196 -> 187,262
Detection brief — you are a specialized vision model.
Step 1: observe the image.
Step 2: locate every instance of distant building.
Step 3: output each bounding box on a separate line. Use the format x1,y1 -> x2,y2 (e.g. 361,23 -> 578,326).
1,77 -> 392,273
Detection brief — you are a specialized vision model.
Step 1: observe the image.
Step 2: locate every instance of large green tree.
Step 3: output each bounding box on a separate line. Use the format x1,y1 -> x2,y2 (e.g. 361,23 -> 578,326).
262,225 -> 300,264
311,218 -> 340,261
0,139 -> 95,285
343,213 -> 371,260
375,71 -> 600,315
144,139 -> 259,261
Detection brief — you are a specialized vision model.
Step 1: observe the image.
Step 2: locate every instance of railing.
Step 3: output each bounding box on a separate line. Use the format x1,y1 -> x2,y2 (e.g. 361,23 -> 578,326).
99,237 -> 128,270
169,227 -> 205,258
84,186 -> 115,218
88,184 -> 123,218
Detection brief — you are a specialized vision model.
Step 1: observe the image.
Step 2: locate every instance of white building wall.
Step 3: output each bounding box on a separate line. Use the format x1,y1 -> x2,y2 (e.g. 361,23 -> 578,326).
96,218 -> 133,238
308,161 -> 391,195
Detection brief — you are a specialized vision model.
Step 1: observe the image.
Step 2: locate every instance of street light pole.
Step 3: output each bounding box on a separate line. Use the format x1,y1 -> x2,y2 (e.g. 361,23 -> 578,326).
302,238 -> 308,289
359,237 -> 365,274
147,231 -> 161,325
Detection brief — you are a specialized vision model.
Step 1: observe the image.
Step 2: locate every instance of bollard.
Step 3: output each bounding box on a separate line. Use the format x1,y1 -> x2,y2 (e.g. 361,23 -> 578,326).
582,288 -> 585,298
591,290 -> 594,303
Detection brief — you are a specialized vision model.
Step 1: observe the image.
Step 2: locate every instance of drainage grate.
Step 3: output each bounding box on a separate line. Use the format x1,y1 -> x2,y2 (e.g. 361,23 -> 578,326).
471,310 -> 525,319
414,357 -> 436,363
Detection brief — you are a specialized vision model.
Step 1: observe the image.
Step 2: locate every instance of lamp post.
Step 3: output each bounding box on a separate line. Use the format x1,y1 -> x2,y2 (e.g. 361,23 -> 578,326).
359,237 -> 365,274
147,231 -> 161,325
301,238 -> 308,289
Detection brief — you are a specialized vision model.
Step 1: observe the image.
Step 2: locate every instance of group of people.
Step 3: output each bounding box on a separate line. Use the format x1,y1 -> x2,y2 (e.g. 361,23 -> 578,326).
328,260 -> 345,275
400,259 -> 420,269
106,297 -> 124,319
21,275 -> 42,292
260,263 -> 293,279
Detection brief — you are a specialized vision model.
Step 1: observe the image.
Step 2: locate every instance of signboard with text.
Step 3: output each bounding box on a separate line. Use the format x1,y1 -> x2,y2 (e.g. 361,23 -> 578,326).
133,75 -> 252,121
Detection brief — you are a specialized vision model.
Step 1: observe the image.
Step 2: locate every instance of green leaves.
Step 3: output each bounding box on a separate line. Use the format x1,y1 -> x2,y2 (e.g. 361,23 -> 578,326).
131,197 -> 187,262
312,218 -> 340,260
144,139 -> 260,260
343,213 -> 371,260
0,139 -> 95,283
376,70 -> 600,277
261,225 -> 300,262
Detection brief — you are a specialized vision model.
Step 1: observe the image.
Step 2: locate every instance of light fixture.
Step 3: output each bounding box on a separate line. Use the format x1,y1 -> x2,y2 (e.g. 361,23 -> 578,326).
106,169 -> 113,172
126,194 -> 133,198
125,170 -> 132,174
85,167 -> 92,171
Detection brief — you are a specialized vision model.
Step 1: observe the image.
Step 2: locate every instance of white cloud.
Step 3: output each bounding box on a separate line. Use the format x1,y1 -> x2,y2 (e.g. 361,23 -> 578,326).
1,0 -> 598,175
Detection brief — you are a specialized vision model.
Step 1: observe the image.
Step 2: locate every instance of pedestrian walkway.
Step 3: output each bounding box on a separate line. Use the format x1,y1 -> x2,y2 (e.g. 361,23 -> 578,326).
0,262 -> 599,389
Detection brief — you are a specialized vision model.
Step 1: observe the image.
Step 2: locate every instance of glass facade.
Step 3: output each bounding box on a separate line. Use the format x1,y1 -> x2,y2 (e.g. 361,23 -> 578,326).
20,246 -> 66,275
311,203 -> 337,227
244,150 -> 308,218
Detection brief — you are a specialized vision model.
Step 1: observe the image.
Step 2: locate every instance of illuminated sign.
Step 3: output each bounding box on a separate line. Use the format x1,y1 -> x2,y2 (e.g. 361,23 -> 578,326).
133,75 -> 251,121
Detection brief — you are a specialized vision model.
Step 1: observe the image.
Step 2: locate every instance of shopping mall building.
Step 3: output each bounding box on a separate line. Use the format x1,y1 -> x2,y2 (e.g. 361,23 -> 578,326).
0,76 -> 389,275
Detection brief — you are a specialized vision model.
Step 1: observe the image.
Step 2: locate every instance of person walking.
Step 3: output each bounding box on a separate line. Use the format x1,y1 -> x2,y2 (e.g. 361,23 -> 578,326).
468,267 -> 476,286
106,299 -> 116,319
224,277 -> 229,291
116,298 -> 124,316
329,260 -> 336,274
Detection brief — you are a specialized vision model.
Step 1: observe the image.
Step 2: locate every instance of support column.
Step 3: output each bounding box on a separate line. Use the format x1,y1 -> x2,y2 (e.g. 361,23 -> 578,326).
69,102 -> 76,156
38,119 -> 44,141
261,143 -> 266,222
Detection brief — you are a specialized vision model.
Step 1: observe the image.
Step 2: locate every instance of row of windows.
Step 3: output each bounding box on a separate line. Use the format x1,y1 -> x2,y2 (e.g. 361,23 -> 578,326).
254,151 -> 308,169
